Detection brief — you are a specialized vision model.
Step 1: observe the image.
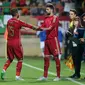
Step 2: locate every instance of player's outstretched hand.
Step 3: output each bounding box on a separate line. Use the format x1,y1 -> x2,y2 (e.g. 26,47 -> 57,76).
32,26 -> 39,30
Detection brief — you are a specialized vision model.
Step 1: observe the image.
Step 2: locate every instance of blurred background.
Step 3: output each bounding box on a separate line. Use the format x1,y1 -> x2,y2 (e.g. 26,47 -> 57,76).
0,0 -> 84,58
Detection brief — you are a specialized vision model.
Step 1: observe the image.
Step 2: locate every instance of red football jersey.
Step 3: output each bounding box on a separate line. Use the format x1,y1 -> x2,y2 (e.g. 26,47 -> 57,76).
7,17 -> 33,45
40,16 -> 59,40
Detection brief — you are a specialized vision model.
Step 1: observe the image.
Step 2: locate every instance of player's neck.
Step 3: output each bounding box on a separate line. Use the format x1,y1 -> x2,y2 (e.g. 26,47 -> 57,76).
13,16 -> 18,19
49,13 -> 54,17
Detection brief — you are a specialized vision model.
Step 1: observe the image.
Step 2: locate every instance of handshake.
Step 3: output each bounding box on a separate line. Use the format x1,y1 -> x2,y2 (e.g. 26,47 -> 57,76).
32,25 -> 52,31
32,26 -> 41,31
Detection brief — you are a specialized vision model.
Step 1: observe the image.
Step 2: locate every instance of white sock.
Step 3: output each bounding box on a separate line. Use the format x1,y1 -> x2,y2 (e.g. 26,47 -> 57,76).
2,69 -> 6,73
59,54 -> 61,60
16,76 -> 20,79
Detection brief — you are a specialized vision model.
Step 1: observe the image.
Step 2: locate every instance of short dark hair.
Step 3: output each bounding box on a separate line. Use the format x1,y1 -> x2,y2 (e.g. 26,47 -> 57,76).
46,3 -> 54,11
70,9 -> 77,15
11,8 -> 18,17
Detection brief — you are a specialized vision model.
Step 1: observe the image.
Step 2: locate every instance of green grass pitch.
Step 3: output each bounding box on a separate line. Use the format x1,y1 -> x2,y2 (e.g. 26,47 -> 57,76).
0,57 -> 85,85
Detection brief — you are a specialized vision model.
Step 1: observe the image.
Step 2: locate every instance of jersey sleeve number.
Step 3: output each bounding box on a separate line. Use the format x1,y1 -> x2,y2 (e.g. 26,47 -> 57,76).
8,26 -> 14,37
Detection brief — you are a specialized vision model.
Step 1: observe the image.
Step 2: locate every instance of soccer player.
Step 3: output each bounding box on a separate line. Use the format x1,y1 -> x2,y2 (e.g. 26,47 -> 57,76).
1,8 -> 38,80
37,3 -> 61,81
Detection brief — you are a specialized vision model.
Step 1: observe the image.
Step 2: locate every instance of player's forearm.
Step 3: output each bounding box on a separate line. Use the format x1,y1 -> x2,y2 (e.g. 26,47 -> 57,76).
20,21 -> 33,29
41,27 -> 51,30
31,26 -> 42,31
23,24 -> 40,30
32,25 -> 52,31
26,24 -> 34,29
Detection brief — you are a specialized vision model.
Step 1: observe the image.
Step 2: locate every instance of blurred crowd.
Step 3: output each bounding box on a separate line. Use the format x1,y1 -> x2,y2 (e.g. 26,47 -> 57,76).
0,0 -> 84,16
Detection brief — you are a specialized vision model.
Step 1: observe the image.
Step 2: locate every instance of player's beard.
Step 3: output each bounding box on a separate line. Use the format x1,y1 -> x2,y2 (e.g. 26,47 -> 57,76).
46,12 -> 51,16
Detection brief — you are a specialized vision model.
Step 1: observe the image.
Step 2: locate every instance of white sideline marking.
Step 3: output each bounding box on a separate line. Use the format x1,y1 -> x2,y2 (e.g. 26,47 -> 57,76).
13,60 -> 85,85
66,78 -> 85,85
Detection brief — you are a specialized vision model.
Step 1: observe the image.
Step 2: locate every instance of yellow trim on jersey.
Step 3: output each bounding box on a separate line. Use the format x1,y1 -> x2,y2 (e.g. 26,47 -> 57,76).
69,21 -> 74,29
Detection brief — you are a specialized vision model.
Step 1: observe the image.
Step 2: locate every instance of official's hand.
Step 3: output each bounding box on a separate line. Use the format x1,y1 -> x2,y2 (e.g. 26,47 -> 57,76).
74,32 -> 78,34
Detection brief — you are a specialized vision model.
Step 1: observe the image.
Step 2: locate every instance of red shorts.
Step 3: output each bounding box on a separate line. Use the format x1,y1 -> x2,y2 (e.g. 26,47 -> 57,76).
44,37 -> 61,56
7,43 -> 23,61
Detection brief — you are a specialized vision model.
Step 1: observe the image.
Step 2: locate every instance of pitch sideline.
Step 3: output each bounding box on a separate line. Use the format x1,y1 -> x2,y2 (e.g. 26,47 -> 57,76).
13,60 -> 85,85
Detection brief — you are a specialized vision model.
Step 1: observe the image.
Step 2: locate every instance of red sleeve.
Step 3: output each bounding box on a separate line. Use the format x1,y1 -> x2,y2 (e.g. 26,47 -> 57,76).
55,17 -> 59,30
19,20 -> 33,29
55,17 -> 59,25
51,17 -> 59,29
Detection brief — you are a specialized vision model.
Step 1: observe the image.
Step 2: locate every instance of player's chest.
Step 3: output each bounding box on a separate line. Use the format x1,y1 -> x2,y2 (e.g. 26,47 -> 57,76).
45,18 -> 53,27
